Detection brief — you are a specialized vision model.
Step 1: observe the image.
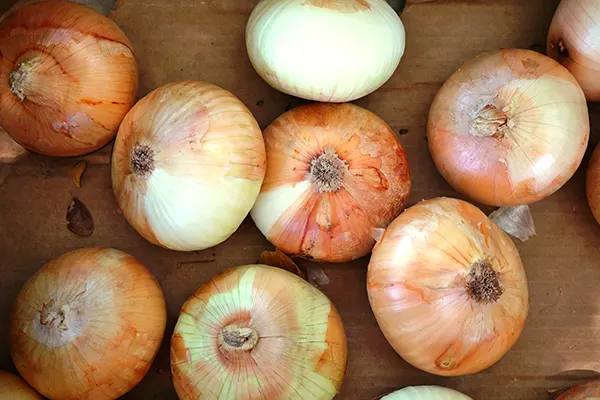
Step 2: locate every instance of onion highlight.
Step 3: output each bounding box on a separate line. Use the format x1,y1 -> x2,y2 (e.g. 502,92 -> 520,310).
382,385 -> 473,400
367,197 -> 529,376
0,0 -> 138,156
10,248 -> 167,400
0,371 -> 41,400
112,81 -> 266,251
587,142 -> 600,225
427,48 -> 589,207
171,264 -> 347,399
251,103 -> 411,262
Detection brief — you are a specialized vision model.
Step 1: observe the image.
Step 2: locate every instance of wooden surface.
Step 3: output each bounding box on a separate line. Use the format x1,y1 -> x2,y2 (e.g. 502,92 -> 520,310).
1,0 -> 600,399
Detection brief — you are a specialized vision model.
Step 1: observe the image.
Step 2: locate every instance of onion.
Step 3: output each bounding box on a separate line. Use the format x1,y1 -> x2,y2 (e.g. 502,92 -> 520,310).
246,0 -> 405,102
367,197 -> 529,376
171,264 -> 347,399
557,379 -> 600,399
0,0 -> 138,156
9,248 -> 167,400
112,81 -> 266,251
0,371 -> 41,399
382,386 -> 473,400
548,0 -> 600,101
0,125 -> 27,163
587,143 -> 600,225
427,48 -> 589,207
250,103 -> 411,262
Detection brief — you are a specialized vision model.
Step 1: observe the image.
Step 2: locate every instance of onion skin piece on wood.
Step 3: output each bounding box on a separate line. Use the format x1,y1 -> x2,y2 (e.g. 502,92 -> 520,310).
557,379 -> 600,399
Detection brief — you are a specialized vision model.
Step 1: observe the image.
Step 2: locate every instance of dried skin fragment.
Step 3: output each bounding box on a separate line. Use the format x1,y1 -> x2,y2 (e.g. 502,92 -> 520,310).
66,198 -> 94,236
489,205 -> 536,242
307,267 -> 330,287
259,249 -> 305,279
72,160 -> 87,188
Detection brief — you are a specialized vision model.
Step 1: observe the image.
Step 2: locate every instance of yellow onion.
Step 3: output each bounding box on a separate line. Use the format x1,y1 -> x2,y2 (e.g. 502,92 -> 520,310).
112,81 -> 266,251
0,125 -> 27,163
246,0 -> 405,102
251,103 -> 411,263
0,371 -> 41,399
427,48 -> 589,207
557,379 -> 600,399
587,142 -> 600,225
548,0 -> 600,101
0,0 -> 138,156
382,386 -> 472,400
367,197 -> 529,376
9,248 -> 167,400
171,264 -> 347,399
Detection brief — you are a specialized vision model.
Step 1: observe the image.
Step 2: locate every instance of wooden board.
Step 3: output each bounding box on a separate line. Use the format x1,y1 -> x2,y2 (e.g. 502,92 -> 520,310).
1,0 -> 600,399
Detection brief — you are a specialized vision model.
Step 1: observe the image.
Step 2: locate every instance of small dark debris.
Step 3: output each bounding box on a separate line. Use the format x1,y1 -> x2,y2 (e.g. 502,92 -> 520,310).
284,102 -> 292,112
66,198 -> 94,236
256,100 -> 265,107
398,129 -> 409,136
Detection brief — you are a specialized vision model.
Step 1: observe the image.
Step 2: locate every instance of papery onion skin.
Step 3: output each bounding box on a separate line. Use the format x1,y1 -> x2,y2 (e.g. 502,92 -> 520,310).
112,81 -> 266,251
0,371 -> 41,399
547,0 -> 600,101
171,264 -> 347,400
557,379 -> 600,400
367,197 -> 529,376
251,103 -> 411,263
587,143 -> 600,225
0,0 -> 138,156
382,385 -> 473,400
246,0 -> 405,102
427,48 -> 589,207
9,248 -> 167,400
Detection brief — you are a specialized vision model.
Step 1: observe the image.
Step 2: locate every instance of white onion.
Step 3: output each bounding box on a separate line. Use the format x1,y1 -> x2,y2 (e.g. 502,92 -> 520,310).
382,386 -> 473,400
246,0 -> 405,102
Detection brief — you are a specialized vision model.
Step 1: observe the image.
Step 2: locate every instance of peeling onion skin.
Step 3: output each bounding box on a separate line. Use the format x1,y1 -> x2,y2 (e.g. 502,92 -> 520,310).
171,264 -> 347,400
112,81 -> 266,251
246,0 -> 405,102
9,248 -> 167,400
0,0 -> 138,156
382,385 -> 473,400
548,0 -> 600,101
587,143 -> 600,225
427,49 -> 589,207
367,197 -> 529,376
0,371 -> 41,399
557,379 -> 600,399
251,103 -> 411,263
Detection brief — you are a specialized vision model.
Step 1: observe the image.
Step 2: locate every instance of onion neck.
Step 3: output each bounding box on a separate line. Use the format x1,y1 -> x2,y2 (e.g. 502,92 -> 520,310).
466,259 -> 504,303
218,325 -> 259,352
470,104 -> 513,138
308,148 -> 348,192
131,143 -> 155,177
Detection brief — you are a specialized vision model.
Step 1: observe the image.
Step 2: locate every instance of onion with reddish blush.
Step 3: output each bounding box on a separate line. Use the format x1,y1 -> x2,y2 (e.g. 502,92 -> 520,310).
251,103 -> 411,263
382,385 -> 473,400
587,142 -> 600,225
427,48 -> 589,207
367,197 -> 529,376
0,371 -> 41,399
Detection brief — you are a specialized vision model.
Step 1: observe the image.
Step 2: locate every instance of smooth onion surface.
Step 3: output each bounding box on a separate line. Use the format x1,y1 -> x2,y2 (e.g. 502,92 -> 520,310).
251,103 -> 411,263
0,0 -> 138,156
557,379 -> 600,399
246,0 -> 405,102
112,81 -> 266,251
367,197 -> 529,376
382,385 -> 473,400
10,248 -> 167,400
171,264 -> 347,400
587,143 -> 600,225
548,0 -> 600,101
0,371 -> 41,400
428,48 -> 589,206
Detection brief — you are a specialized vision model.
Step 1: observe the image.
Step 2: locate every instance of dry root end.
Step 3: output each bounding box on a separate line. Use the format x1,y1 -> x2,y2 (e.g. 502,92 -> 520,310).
219,325 -> 259,351
308,148 -> 348,193
131,143 -> 155,176
9,60 -> 37,102
471,104 -> 512,138
466,260 -> 504,303
40,301 -> 70,331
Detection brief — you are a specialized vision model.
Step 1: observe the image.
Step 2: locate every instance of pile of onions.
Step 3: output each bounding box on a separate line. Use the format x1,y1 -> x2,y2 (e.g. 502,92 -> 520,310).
251,103 -> 411,262
112,81 -> 266,251
171,264 -> 347,399
0,0 -> 138,156
427,48 -> 589,206
557,379 -> 600,399
547,0 -> 600,101
246,0 -> 405,102
587,143 -> 600,225
367,197 -> 529,376
9,248 -> 167,399
382,386 -> 473,400
0,371 -> 41,399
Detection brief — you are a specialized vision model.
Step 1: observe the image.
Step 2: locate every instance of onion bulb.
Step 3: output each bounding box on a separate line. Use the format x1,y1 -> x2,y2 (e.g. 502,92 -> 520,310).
246,0 -> 405,102
0,371 -> 41,399
548,0 -> 600,101
0,125 -> 27,163
251,103 -> 411,263
171,264 -> 347,399
427,48 -> 589,207
557,379 -> 600,399
112,81 -> 266,251
0,0 -> 138,156
367,197 -> 529,376
9,248 -> 167,400
587,143 -> 600,225
382,386 -> 473,400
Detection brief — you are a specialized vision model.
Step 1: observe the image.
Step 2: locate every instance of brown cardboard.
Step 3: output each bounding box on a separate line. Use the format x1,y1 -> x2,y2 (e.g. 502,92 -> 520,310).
1,0 -> 600,399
